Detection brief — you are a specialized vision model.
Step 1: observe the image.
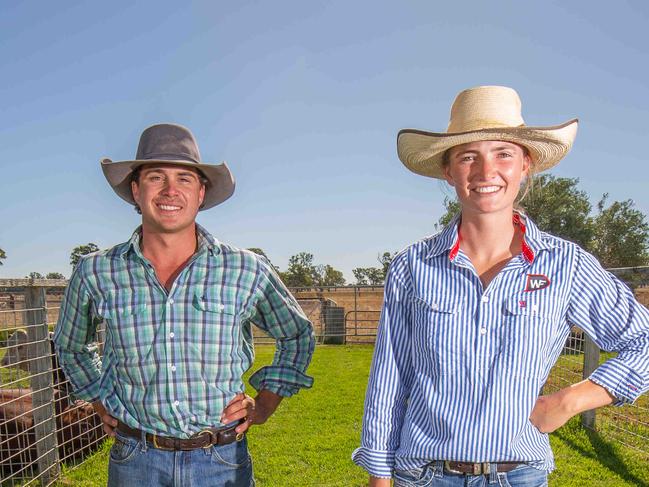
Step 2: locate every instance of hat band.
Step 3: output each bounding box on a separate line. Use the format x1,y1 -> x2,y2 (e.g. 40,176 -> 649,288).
140,152 -> 200,164
447,119 -> 525,133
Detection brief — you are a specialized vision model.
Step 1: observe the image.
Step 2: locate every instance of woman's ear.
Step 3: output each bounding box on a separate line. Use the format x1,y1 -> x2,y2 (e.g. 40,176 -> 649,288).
522,152 -> 531,178
444,164 -> 455,187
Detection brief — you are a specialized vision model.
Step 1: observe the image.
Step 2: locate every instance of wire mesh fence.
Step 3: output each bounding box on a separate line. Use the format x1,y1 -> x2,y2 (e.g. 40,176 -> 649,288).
1,276 -> 648,484
1,282 -> 104,486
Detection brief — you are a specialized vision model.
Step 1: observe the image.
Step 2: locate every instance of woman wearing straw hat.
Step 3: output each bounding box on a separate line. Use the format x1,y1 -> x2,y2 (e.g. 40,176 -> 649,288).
352,86 -> 649,486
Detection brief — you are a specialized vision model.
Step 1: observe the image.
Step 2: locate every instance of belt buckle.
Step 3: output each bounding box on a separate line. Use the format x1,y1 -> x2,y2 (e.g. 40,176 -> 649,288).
151,434 -> 174,451
444,461 -> 464,475
196,428 -> 217,449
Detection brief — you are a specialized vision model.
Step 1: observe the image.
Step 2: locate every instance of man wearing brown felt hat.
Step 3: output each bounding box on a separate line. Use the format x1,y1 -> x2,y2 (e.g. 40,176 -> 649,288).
54,123 -> 315,486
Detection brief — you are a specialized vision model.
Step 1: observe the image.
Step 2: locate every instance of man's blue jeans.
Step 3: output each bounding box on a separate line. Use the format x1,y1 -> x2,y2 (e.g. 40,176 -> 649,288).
107,429 -> 254,487
393,461 -> 548,487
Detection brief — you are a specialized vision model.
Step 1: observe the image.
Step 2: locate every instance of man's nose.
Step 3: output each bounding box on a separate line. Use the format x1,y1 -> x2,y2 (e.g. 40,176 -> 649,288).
161,179 -> 180,195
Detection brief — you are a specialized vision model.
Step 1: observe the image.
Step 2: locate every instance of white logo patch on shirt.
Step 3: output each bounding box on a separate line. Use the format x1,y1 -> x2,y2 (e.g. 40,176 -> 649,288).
525,274 -> 550,292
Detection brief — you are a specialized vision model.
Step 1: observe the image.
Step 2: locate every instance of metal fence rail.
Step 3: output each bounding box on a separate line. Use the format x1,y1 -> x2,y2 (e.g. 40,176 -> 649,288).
1,281 -> 104,486
1,278 -> 648,484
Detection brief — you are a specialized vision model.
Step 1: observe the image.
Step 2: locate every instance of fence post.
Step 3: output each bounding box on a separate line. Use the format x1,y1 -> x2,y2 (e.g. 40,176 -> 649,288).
581,334 -> 600,429
25,286 -> 60,484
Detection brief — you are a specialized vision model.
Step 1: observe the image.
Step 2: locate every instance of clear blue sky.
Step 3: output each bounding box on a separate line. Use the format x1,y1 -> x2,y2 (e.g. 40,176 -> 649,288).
1,1 -> 648,281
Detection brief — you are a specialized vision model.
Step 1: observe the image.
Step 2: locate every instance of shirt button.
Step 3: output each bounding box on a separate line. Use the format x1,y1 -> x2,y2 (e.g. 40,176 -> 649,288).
481,296 -> 489,303
480,327 -> 487,335
170,365 -> 176,372
168,299 -> 174,305
169,332 -> 175,338
174,400 -> 180,406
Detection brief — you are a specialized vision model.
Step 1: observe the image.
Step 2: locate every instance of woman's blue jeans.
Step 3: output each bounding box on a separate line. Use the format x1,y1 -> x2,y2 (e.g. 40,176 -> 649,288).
394,461 -> 548,487
107,428 -> 254,487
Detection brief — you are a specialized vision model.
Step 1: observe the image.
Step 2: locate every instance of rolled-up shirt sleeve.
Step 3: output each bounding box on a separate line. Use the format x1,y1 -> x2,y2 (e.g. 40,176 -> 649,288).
53,259 -> 102,402
248,260 -> 315,397
352,255 -> 415,478
568,247 -> 649,404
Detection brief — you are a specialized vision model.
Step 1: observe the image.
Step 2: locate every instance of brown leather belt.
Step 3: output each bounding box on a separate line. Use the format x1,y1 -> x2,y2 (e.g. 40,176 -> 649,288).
116,421 -> 244,451
444,461 -> 523,475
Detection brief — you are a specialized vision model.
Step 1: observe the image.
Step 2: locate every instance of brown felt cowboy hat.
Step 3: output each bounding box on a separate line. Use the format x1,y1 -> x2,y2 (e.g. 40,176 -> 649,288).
397,85 -> 579,179
101,123 -> 235,210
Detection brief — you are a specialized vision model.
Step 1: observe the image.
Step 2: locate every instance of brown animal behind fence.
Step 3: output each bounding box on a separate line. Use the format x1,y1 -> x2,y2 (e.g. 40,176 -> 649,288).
1,321 -> 104,483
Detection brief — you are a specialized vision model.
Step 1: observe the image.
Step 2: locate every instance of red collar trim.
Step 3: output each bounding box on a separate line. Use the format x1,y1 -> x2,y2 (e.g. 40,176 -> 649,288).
449,228 -> 461,260
513,213 -> 535,263
449,213 -> 535,263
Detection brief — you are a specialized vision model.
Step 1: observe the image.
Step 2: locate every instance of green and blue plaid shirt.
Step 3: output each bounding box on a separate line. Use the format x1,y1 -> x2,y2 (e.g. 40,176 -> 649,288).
54,224 -> 315,438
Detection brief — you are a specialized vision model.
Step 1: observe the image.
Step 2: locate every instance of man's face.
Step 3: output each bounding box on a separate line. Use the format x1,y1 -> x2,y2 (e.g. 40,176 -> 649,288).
131,164 -> 206,235
444,140 -> 530,218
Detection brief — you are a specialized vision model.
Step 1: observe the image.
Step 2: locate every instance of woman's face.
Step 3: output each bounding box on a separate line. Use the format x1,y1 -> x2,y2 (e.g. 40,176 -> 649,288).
444,140 -> 530,218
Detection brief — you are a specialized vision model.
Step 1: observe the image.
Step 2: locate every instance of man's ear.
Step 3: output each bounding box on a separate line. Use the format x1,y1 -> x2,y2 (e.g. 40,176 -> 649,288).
198,184 -> 206,207
131,180 -> 140,205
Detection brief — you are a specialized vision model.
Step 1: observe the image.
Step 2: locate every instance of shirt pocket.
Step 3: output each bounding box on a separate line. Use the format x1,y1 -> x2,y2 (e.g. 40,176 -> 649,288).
98,292 -> 156,376
411,296 -> 465,375
501,295 -> 554,379
191,291 -> 245,386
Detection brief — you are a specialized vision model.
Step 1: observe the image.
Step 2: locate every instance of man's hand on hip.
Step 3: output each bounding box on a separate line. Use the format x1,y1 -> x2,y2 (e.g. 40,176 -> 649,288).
221,389 -> 283,434
92,401 -> 118,437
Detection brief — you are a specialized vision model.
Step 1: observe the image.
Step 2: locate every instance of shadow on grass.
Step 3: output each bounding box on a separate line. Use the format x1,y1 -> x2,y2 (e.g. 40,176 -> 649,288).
554,425 -> 648,487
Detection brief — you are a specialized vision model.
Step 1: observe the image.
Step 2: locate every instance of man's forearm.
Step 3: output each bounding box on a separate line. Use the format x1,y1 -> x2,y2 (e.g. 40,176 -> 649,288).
254,389 -> 283,423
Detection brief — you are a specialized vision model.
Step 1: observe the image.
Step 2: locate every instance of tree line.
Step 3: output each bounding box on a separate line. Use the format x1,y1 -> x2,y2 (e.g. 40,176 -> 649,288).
2,175 -> 648,285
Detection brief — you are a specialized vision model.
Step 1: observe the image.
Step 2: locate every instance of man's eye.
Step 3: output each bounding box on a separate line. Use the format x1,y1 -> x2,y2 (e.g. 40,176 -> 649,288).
149,175 -> 162,182
460,156 -> 475,162
498,152 -> 513,158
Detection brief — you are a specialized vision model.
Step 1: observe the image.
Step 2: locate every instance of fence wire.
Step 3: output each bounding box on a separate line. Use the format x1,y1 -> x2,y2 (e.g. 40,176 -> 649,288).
1,296 -> 105,486
1,279 -> 648,484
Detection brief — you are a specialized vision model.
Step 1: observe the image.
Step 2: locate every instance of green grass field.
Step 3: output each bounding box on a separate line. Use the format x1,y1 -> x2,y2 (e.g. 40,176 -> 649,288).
57,345 -> 649,486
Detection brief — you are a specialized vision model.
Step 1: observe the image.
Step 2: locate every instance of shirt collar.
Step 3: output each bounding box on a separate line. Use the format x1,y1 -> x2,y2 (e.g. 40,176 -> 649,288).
119,223 -> 220,260
426,211 -> 554,264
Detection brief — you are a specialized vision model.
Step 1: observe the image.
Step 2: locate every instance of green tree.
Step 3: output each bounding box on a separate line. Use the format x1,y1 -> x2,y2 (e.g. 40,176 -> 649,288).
46,272 -> 66,279
317,264 -> 346,287
0,248 -> 5,266
70,243 -> 100,267
26,272 -> 44,279
436,196 -> 462,229
280,252 -> 317,287
279,252 -> 346,287
352,267 -> 384,285
591,194 -> 649,268
352,252 -> 396,285
521,175 -> 594,248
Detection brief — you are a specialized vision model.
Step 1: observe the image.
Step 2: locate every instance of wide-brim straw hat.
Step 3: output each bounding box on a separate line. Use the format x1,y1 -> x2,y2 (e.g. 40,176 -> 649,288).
101,123 -> 235,210
397,86 -> 578,179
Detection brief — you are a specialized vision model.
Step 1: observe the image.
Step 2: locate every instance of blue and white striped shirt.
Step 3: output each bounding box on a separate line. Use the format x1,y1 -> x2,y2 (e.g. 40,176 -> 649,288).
352,213 -> 649,477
